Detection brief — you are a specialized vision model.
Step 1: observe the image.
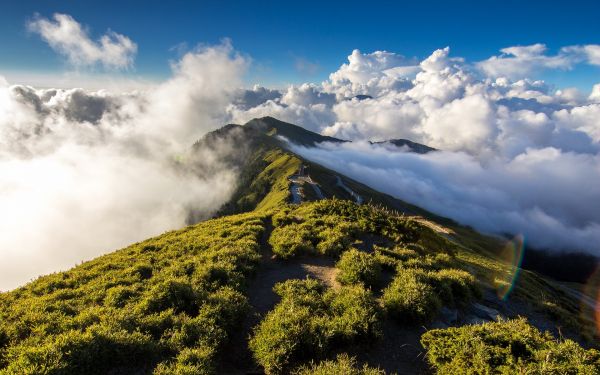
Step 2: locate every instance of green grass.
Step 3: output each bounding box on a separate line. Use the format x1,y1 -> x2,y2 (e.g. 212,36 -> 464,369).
421,318 -> 600,374
249,279 -> 381,374
0,212 -> 267,374
336,248 -> 381,287
294,354 -> 385,375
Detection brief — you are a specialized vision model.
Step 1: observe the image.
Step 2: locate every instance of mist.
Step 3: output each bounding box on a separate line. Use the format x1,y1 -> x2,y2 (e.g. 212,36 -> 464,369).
0,43 -> 247,290
290,141 -> 600,256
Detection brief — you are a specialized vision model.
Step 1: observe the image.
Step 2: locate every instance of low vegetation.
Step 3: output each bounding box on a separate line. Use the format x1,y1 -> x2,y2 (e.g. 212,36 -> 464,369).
0,212 -> 267,374
336,248 -> 381,287
249,279 -> 381,374
268,199 -> 449,259
294,354 -> 385,375
421,318 -> 600,374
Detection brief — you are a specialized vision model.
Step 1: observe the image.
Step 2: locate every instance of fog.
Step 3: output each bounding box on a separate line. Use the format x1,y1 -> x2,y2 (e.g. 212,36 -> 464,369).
0,42 -> 247,290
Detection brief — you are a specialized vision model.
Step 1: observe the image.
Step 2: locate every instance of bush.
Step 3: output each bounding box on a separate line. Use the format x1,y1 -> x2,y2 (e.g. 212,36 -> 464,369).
269,223 -> 315,258
429,269 -> 480,307
421,318 -> 600,374
293,354 -> 385,375
325,285 -> 382,344
104,285 -> 138,308
315,221 -> 357,256
336,249 -> 381,287
153,346 -> 216,375
140,279 -> 199,315
382,269 -> 441,324
3,325 -> 161,374
249,279 -> 380,374
0,212 -> 266,374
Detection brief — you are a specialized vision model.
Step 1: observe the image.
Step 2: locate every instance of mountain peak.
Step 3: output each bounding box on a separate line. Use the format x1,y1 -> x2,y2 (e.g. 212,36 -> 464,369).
244,117 -> 345,147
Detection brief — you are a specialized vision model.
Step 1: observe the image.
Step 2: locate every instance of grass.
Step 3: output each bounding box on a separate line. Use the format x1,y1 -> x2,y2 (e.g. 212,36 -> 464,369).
0,212 -> 267,374
421,318 -> 600,374
249,279 -> 381,374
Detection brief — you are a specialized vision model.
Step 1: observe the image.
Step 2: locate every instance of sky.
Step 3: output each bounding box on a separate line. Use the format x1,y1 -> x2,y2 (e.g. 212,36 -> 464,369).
1,0 -> 600,90
1,1 -> 600,290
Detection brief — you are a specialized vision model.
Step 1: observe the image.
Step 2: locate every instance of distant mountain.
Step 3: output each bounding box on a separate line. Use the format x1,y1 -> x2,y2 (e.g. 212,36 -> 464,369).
372,138 -> 437,154
245,116 -> 346,147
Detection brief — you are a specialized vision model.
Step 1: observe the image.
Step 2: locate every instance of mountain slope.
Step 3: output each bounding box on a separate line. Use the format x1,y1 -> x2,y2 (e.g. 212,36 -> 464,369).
245,116 -> 345,147
0,117 -> 598,374
372,139 -> 437,154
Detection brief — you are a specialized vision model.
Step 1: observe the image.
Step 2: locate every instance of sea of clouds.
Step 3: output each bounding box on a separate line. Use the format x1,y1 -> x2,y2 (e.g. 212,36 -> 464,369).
228,45 -> 600,257
1,13 -> 599,289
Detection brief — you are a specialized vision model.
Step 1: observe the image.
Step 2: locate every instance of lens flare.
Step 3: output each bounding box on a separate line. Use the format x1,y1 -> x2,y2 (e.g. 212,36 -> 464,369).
496,234 -> 525,300
581,264 -> 600,337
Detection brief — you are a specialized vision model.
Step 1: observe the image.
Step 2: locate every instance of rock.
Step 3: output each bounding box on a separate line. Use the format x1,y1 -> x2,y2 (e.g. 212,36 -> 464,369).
472,303 -> 503,321
440,307 -> 458,324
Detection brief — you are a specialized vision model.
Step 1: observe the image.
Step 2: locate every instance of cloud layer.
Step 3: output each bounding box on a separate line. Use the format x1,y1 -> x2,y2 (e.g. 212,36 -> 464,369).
0,43 -> 247,290
28,13 -> 137,69
290,141 -> 600,254
226,45 -> 600,255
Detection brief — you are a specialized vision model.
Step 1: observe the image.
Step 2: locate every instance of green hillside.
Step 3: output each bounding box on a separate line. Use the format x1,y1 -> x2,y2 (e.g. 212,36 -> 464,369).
1,118 -> 598,374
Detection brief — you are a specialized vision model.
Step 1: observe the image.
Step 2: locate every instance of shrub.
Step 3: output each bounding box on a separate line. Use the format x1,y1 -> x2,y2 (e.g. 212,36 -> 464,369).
325,285 -> 382,344
269,223 -> 315,258
104,285 -> 138,308
0,212 -> 267,374
315,221 -> 357,256
382,269 -> 441,324
249,279 -> 380,374
429,269 -> 480,306
293,354 -> 385,375
421,318 -> 600,374
153,346 -> 216,375
4,325 -> 161,374
336,249 -> 381,287
140,279 -> 199,315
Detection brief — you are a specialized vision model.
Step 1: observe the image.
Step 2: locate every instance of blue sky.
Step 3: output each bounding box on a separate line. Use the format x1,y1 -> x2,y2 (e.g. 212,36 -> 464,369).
1,0 -> 599,89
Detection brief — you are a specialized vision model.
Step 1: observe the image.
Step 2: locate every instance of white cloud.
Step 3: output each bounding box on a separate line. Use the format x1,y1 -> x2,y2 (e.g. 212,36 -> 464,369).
590,83 -> 600,102
477,44 -> 573,79
478,43 -> 600,79
290,141 -> 600,255
4,38 -> 600,287
322,49 -> 417,98
0,42 -> 247,290
562,44 -> 600,66
225,45 -> 600,255
28,13 -> 137,69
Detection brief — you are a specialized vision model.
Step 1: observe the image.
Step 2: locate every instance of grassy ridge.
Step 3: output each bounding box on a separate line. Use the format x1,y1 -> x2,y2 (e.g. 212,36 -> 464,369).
0,212 -> 267,374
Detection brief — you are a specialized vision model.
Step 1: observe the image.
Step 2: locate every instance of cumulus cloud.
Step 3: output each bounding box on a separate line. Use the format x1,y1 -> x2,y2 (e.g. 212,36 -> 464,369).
478,43 -> 600,79
322,49 -> 418,98
28,13 -> 137,69
0,43 -> 247,290
290,141 -> 600,255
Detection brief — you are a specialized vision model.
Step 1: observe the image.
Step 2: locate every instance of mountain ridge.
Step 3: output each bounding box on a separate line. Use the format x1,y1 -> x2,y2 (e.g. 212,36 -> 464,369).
0,116 -> 597,374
